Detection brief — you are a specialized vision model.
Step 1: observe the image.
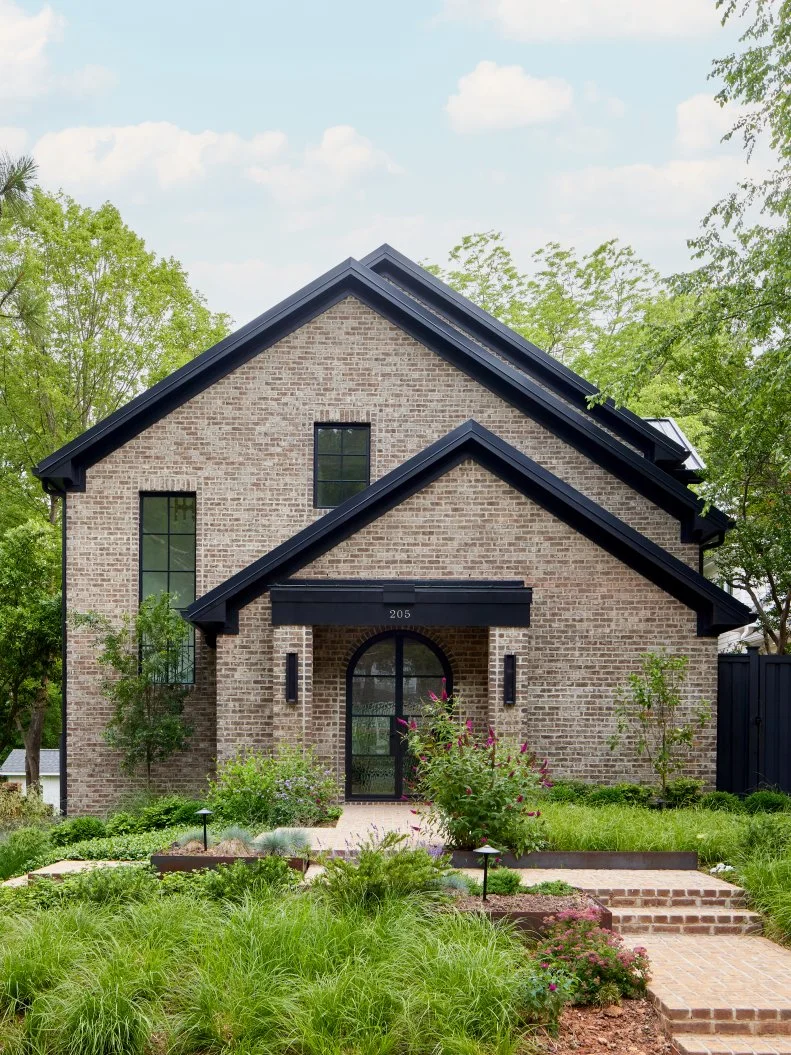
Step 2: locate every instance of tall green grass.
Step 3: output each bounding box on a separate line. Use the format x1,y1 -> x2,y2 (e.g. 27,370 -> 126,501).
737,855 -> 791,944
0,891 -> 560,1055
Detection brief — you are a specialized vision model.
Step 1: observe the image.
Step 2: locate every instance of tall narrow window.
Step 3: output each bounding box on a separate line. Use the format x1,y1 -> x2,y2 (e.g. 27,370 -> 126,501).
140,493 -> 196,683
314,424 -> 370,508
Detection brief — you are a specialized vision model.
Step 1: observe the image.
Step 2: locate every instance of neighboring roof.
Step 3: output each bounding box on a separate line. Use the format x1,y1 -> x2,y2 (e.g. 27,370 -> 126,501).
184,420 -> 752,639
0,749 -> 60,776
646,418 -> 706,474
33,250 -> 730,545
362,244 -> 690,472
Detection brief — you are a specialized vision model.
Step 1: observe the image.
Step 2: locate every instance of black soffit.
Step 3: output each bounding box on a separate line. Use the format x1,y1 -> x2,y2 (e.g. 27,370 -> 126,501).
361,243 -> 690,473
269,579 -> 533,627
183,420 -> 752,639
31,251 -> 730,546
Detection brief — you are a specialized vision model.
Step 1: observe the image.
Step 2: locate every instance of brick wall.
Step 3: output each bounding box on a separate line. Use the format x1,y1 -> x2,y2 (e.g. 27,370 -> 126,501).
64,297 -> 712,813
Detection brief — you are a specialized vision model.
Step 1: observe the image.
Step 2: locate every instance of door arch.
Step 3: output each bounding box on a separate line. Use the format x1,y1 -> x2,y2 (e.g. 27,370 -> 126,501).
345,630 -> 452,800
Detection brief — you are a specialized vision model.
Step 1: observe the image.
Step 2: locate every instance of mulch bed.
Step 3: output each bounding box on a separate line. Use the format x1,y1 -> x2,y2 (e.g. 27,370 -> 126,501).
451,892 -> 595,914
162,839 -> 262,857
544,1000 -> 673,1055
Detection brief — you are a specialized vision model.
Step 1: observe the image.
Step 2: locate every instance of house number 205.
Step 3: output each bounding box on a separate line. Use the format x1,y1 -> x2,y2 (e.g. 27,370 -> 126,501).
389,609 -> 411,620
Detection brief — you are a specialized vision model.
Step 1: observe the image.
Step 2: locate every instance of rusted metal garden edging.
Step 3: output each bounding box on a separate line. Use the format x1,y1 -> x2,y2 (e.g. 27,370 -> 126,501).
150,854 -> 309,875
448,849 -> 699,869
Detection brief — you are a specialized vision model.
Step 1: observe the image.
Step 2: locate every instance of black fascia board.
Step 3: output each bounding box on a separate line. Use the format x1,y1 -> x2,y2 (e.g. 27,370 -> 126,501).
34,251 -> 729,544
361,243 -> 688,469
184,420 -> 752,638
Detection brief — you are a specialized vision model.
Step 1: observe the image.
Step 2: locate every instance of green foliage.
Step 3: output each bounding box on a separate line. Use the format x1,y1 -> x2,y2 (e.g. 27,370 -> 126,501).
535,908 -> 650,1003
699,790 -> 745,812
253,828 -> 312,858
0,826 -> 51,880
208,743 -> 341,828
0,520 -> 61,779
406,694 -> 547,855
663,778 -> 705,809
0,783 -> 53,832
105,795 -> 207,836
467,867 -> 522,896
160,857 -> 298,901
609,652 -> 711,797
737,815 -> 791,859
737,854 -> 791,943
33,827 -> 183,871
744,790 -> 791,814
49,817 -> 107,847
316,831 -> 453,910
524,880 -> 578,896
586,783 -> 654,807
77,594 -> 193,785
545,779 -> 591,803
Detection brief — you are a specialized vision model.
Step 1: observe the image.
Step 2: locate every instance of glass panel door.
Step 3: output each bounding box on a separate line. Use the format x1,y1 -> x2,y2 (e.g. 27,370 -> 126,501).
346,632 -> 450,799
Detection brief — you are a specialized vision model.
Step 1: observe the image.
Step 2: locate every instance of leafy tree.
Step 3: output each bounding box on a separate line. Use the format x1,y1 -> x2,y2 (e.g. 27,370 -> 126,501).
608,652 -> 712,799
0,520 -> 61,790
77,593 -> 194,786
0,189 -> 231,529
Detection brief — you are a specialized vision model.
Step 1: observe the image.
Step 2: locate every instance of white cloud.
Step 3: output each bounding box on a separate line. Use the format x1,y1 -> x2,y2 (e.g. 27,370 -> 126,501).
446,61 -> 573,132
188,256 -> 319,325
0,126 -> 29,155
441,0 -> 718,39
582,81 -> 626,118
246,125 -> 401,204
34,123 -> 287,190
676,93 -> 745,152
0,0 -> 113,103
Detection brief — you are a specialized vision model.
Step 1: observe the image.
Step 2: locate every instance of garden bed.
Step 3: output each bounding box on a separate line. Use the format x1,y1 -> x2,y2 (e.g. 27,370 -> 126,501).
151,839 -> 309,874
449,891 -> 612,935
448,849 -> 698,869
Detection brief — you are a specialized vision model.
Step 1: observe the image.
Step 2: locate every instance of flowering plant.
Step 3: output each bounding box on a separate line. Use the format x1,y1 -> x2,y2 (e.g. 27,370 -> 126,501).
405,687 -> 549,855
534,907 -> 650,1004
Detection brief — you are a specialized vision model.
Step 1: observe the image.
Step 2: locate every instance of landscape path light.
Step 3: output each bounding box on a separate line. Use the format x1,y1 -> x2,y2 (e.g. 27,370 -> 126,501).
475,844 -> 500,901
196,807 -> 213,851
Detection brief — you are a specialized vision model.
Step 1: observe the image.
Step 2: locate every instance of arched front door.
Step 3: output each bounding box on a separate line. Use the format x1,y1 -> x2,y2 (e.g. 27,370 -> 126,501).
346,630 -> 452,800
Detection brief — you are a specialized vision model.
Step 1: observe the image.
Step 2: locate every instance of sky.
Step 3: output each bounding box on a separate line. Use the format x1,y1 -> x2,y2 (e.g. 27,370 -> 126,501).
0,0 -> 764,326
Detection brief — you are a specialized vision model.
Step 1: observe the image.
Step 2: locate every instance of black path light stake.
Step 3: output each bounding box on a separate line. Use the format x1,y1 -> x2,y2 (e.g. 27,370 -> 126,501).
475,844 -> 500,902
196,808 -> 213,851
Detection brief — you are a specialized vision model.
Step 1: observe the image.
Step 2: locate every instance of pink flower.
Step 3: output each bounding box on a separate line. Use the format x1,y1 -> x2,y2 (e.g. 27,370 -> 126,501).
519,742 -> 528,754
428,692 -> 438,702
516,794 -> 523,803
549,983 -> 557,992
441,677 -> 448,701
465,718 -> 474,731
465,786 -> 472,795
396,717 -> 408,726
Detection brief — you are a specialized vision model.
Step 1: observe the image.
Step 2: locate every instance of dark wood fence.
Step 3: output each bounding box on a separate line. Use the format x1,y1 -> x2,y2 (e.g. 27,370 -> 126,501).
717,649 -> 791,794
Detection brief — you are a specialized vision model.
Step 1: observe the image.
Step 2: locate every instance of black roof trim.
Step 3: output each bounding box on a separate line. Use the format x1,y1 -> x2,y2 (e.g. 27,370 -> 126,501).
184,420 -> 751,638
34,252 -> 729,544
361,243 -> 688,470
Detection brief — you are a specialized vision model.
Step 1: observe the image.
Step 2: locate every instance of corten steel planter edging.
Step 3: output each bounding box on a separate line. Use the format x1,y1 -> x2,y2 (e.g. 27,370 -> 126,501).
448,849 -> 699,870
150,854 -> 309,875
453,896 -> 613,937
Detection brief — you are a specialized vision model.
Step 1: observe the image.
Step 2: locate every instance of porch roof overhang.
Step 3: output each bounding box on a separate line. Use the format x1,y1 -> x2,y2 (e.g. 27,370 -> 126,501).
269,579 -> 533,627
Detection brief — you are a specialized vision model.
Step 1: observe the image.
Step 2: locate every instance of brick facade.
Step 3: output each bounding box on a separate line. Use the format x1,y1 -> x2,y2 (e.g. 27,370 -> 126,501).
64,296 -> 717,814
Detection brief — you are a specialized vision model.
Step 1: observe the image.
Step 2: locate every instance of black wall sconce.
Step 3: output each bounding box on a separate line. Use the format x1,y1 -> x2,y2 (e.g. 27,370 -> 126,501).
503,654 -> 516,707
285,652 -> 298,703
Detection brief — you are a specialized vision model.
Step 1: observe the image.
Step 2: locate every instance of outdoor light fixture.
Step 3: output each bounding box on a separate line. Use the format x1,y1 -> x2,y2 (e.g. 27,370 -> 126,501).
286,652 -> 298,703
196,807 -> 212,851
475,844 -> 500,901
503,654 -> 516,706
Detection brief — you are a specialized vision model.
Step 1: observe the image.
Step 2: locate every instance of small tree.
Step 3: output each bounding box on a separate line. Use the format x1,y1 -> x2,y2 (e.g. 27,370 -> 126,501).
608,652 -> 711,798
79,594 -> 193,786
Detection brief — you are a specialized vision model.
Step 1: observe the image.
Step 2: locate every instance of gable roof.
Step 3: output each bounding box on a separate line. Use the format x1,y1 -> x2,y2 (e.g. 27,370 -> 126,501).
0,748 -> 60,776
184,420 -> 751,639
33,248 -> 729,545
362,243 -> 691,473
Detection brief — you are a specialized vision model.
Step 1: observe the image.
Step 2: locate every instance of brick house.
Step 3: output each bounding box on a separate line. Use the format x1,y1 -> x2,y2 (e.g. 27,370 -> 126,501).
35,246 -> 751,815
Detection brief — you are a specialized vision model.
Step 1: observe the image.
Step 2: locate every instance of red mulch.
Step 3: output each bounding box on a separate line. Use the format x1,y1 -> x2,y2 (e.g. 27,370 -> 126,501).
544,1000 -> 673,1055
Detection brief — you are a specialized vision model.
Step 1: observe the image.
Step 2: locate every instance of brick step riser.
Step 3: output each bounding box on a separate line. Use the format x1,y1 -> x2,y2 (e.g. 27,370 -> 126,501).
619,922 -> 763,935
662,1019 -> 791,1037
671,1035 -> 791,1054
603,895 -> 749,910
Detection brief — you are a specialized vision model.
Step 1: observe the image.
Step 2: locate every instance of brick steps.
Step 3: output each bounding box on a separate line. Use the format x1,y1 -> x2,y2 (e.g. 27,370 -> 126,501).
654,999 -> 791,1036
613,907 -> 763,935
673,1035 -> 791,1054
605,891 -> 749,910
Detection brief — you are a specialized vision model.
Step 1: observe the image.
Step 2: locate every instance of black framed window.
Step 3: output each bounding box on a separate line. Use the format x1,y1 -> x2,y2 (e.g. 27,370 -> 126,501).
140,493 -> 196,683
314,424 -> 370,508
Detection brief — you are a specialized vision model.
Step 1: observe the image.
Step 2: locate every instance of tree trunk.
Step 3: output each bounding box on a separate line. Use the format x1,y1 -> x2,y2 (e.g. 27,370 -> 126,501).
16,678 -> 48,797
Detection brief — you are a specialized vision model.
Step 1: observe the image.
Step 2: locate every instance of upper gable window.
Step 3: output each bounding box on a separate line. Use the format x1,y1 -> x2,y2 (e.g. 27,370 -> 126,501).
314,424 -> 370,508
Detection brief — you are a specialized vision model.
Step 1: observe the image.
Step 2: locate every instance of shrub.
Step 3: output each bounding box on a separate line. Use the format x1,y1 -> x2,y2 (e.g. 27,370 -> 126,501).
586,783 -> 653,807
524,880 -> 578,896
535,907 -> 650,1003
699,790 -> 744,812
253,829 -> 311,857
546,780 -> 590,803
0,783 -> 53,832
317,831 -> 452,910
208,744 -> 340,829
745,790 -> 791,814
50,816 -> 107,847
0,826 -> 51,880
407,693 -> 548,855
467,866 -> 522,896
664,778 -> 705,808
161,857 -> 298,902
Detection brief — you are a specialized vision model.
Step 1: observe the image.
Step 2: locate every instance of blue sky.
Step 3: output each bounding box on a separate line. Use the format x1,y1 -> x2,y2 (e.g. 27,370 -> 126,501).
1,0 -> 760,325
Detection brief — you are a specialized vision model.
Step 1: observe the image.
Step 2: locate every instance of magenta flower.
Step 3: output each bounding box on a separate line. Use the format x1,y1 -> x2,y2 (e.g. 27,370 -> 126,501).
396,717 -> 408,726
520,742 -> 528,753
549,983 -> 557,992
516,794 -> 523,803
465,786 -> 472,795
